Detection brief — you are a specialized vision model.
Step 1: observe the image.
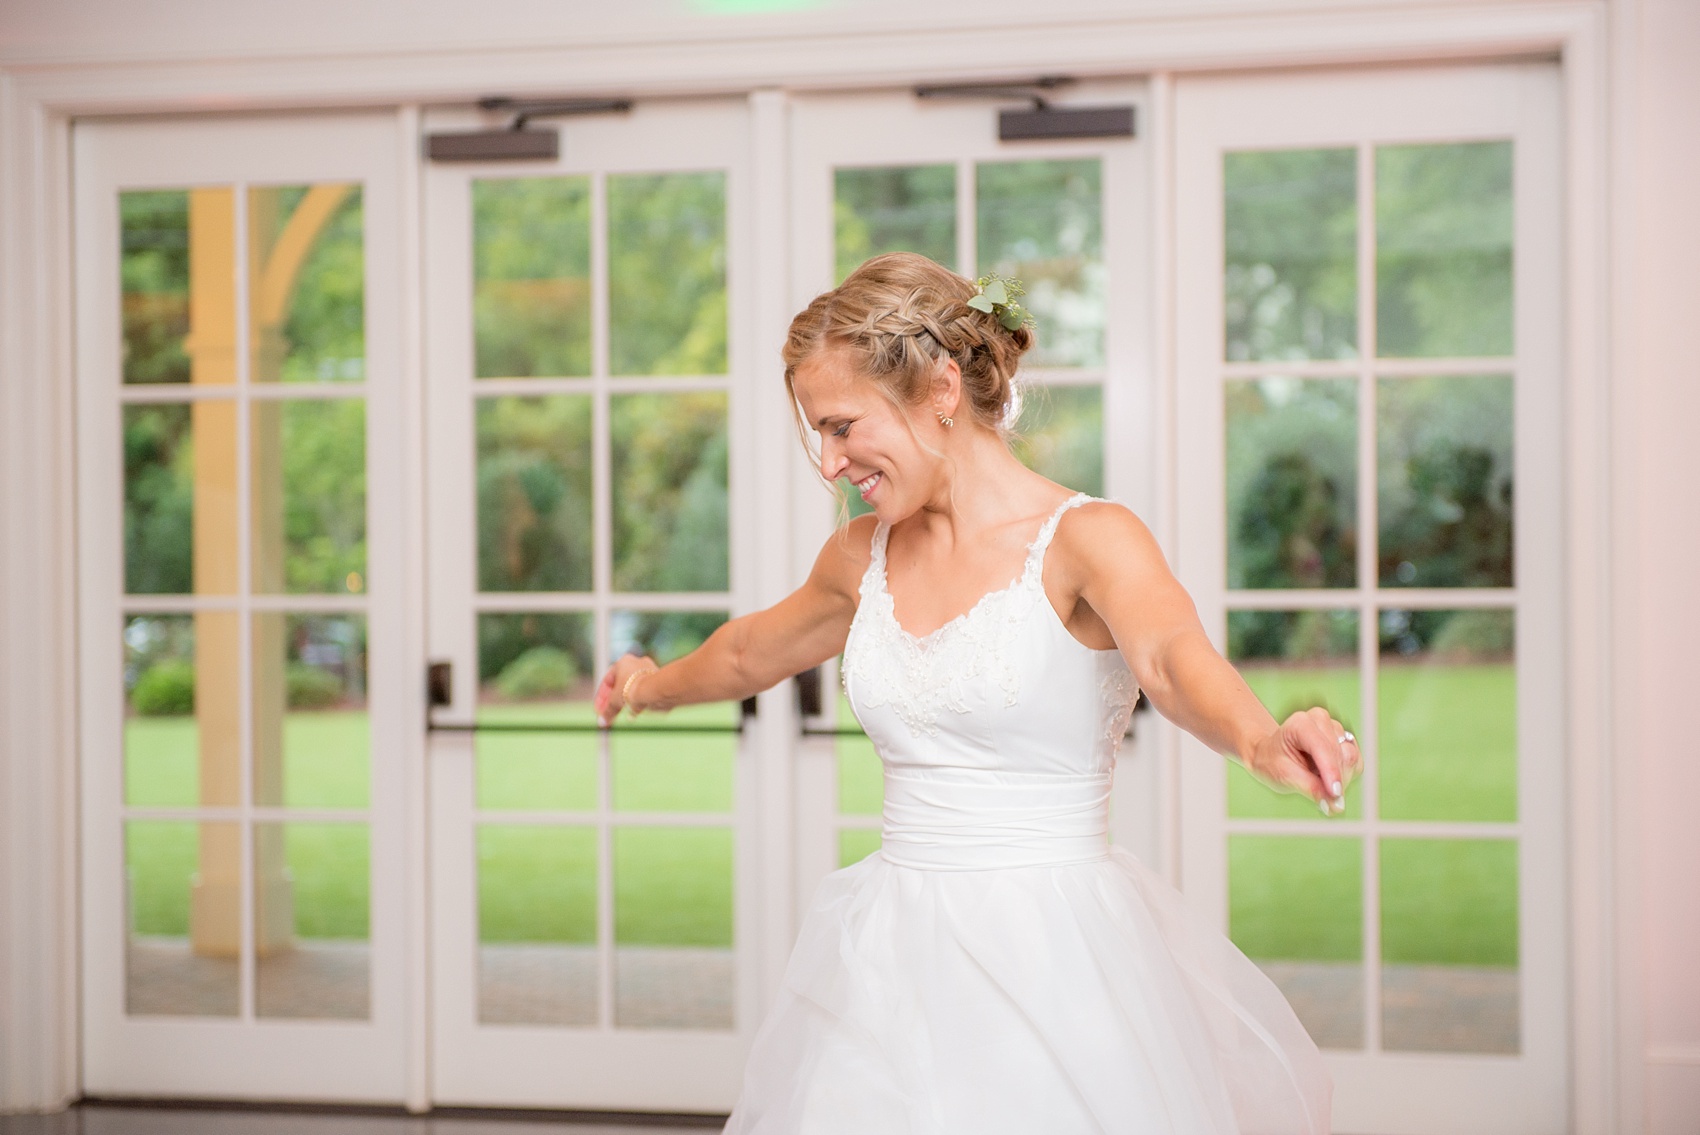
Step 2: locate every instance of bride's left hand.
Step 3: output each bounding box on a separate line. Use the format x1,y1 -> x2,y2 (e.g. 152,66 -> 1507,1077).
1245,707 -> 1361,815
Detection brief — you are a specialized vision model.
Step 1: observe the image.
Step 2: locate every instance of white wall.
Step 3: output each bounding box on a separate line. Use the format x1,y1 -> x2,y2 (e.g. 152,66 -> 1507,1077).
1623,0 -> 1700,1130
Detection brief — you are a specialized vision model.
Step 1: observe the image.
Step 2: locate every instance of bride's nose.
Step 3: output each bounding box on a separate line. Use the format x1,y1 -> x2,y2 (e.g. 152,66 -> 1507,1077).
819,438 -> 848,481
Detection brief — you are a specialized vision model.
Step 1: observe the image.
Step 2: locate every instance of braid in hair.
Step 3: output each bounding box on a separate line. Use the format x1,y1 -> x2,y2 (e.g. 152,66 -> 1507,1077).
782,253 -> 1035,443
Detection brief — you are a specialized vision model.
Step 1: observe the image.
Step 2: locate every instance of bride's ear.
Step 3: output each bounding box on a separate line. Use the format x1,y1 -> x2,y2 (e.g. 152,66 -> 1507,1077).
929,359 -> 963,422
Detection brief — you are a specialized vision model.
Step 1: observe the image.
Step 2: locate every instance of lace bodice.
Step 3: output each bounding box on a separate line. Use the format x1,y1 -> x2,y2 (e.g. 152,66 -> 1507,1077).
842,494 -> 1140,780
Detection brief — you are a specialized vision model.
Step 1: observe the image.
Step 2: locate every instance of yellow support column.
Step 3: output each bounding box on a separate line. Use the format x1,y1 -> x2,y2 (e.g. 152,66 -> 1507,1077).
185,187 -> 294,958
246,186 -> 295,959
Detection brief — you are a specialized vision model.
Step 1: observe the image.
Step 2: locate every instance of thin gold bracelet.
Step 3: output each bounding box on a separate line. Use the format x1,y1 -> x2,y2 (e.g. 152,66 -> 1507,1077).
622,663 -> 658,715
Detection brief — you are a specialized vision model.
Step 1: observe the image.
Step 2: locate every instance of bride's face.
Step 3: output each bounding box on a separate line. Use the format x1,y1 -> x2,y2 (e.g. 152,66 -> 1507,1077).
790,347 -> 944,522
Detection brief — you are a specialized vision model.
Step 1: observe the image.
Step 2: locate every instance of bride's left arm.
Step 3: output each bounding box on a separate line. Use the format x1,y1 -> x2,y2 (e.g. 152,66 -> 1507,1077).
1063,504 -> 1356,813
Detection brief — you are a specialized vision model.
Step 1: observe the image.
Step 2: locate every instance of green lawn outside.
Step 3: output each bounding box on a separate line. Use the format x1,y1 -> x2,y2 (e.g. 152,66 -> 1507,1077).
124,711 -> 370,809
126,820 -> 369,939
1226,662 -> 1516,967
1380,837 -> 1518,965
1229,835 -> 1362,961
1228,662 -> 1517,823
836,730 -> 883,817
125,666 -> 1517,965
1378,663 -> 1517,822
126,821 -> 203,936
124,698 -> 738,947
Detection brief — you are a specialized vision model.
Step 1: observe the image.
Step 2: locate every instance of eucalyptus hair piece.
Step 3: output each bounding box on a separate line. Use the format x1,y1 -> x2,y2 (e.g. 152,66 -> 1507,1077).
967,274 -> 1035,333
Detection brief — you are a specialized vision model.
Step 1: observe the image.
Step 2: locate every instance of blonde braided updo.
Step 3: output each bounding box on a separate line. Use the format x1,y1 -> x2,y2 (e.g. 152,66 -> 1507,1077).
782,253 -> 1034,438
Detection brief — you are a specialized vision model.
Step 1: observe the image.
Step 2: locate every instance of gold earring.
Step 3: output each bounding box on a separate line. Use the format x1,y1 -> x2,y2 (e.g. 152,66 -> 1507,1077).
938,412 -> 954,428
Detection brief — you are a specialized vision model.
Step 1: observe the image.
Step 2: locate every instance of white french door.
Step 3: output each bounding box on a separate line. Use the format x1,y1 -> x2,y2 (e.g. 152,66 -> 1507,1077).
74,113 -> 417,1099
419,97 -> 766,1111
68,67 -> 1571,1123
784,84 -> 1166,905
1174,65 -> 1566,1133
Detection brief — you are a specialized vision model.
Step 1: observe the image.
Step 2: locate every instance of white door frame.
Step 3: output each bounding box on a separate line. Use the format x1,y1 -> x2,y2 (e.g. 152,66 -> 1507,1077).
419,96 -> 769,1112
71,111 -> 420,1102
2,5 -> 1620,1126
1173,62 -> 1566,1135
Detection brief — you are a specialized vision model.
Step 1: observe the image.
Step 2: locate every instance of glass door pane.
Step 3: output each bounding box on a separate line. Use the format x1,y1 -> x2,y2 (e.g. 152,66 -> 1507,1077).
424,98 -> 754,1111
115,181 -> 376,1023
1218,136 -> 1525,1059
467,164 -> 737,1033
78,112 -> 408,1101
1175,64 -> 1565,1134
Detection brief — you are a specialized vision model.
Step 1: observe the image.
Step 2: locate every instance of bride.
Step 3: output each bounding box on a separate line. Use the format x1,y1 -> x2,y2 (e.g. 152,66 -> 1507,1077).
596,252 -> 1354,1133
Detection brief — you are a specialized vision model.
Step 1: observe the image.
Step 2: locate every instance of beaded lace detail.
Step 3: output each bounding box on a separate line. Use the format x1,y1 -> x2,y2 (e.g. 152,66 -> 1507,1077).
843,494 -> 1098,737
1101,667 -> 1140,749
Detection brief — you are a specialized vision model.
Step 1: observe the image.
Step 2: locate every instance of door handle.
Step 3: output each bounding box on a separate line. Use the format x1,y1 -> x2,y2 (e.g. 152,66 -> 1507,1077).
427,660 -> 453,708
796,665 -> 863,737
795,666 -> 823,717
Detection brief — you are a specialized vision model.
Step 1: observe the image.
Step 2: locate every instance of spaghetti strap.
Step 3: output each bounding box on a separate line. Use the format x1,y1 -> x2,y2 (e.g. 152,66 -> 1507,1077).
1022,492 -> 1097,582
855,519 -> 892,602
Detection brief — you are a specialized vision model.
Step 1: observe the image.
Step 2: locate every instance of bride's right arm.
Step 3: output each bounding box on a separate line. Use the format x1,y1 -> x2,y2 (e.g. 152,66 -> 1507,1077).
596,515 -> 876,721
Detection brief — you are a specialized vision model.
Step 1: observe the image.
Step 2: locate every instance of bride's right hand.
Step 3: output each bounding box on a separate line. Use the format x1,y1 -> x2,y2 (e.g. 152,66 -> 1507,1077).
594,653 -> 659,727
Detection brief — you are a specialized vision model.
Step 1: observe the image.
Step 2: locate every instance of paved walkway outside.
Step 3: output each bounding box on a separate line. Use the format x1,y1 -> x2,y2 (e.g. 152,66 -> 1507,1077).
127,939 -> 368,1020
1260,960 -> 1519,1053
129,937 -> 1513,1053
125,940 -> 733,1031
478,946 -> 733,1029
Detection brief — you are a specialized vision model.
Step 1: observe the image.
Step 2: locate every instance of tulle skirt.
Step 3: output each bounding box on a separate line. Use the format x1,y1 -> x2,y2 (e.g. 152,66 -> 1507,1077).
723,847 -> 1330,1134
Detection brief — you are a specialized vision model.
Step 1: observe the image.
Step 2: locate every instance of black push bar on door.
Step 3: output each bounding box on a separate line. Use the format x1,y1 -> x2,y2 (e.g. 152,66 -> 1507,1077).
423,660 -> 752,735
423,661 -> 1144,739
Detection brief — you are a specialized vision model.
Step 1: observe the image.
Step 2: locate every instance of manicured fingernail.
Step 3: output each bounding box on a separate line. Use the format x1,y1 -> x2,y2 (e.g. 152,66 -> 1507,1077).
1318,799 -> 1331,816
1331,781 -> 1343,797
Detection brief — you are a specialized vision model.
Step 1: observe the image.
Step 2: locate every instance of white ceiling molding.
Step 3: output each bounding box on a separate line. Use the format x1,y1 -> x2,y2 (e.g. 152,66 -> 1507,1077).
10,3 -> 1590,115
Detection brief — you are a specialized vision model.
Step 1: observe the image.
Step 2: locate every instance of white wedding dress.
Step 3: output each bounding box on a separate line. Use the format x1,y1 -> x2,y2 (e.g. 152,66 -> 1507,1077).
723,494 -> 1331,1134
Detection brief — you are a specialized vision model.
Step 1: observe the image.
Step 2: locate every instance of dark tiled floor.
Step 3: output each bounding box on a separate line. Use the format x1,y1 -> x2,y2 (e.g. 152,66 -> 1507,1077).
0,1105 -> 723,1135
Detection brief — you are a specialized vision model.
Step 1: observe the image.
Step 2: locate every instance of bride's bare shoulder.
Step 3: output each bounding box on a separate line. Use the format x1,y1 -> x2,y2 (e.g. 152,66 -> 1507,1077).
1051,499 -> 1170,579
809,513 -> 881,597
1062,497 -> 1149,533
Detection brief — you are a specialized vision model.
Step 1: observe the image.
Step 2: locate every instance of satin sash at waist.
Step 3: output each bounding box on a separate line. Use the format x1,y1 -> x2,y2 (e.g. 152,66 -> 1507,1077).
879,766 -> 1112,871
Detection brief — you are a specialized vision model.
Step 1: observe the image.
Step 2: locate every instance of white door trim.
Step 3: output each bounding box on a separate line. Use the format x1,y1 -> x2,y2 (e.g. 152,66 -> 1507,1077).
744,87 -> 805,1010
